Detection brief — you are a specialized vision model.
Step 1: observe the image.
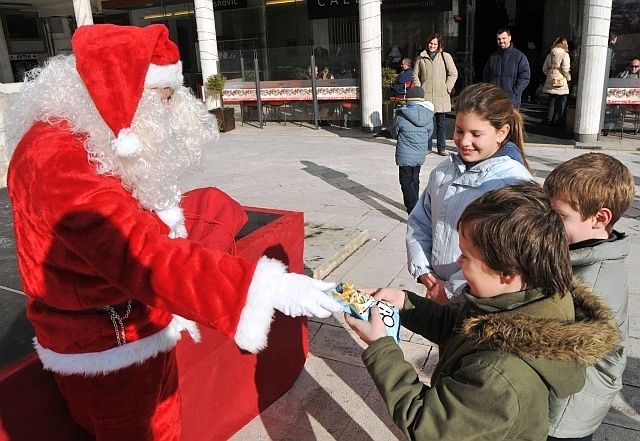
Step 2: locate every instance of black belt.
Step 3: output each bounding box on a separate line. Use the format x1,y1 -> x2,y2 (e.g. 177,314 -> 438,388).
34,300 -> 141,315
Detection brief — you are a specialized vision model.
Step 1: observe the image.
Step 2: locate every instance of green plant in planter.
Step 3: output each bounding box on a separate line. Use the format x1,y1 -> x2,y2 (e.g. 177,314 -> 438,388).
205,73 -> 227,109
381,66 -> 397,91
205,73 -> 235,132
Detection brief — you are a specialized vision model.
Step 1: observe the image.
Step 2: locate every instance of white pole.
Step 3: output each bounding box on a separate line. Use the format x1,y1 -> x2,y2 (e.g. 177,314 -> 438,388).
574,0 -> 612,142
194,0 -> 219,79
359,0 -> 383,131
194,0 -> 220,108
72,0 -> 94,26
0,20 -> 13,82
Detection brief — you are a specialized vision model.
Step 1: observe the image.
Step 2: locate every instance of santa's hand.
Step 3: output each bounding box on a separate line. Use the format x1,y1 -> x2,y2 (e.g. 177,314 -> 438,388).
273,273 -> 342,318
345,306 -> 387,346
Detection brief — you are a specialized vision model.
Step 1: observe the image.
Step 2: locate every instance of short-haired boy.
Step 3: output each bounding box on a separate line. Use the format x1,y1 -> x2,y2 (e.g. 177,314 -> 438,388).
544,153 -> 635,441
347,182 -> 620,440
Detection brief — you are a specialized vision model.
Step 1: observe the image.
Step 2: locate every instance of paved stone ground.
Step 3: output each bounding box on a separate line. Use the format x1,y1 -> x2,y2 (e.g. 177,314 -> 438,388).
1,122 -> 639,440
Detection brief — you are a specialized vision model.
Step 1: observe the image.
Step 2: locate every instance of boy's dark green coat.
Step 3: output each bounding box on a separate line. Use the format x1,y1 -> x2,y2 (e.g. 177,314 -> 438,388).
362,283 -> 620,441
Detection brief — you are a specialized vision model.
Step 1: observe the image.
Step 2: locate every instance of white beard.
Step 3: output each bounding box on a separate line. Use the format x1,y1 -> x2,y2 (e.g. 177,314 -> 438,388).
7,54 -> 219,213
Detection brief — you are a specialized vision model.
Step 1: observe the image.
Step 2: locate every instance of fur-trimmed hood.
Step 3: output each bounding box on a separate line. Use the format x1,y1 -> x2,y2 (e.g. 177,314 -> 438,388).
461,280 -> 620,397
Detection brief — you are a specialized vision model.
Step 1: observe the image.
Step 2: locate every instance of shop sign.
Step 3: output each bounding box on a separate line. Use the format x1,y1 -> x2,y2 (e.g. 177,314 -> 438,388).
382,0 -> 452,13
9,54 -> 38,60
308,0 -> 358,20
308,0 -> 452,20
606,87 -> 640,105
213,0 -> 247,11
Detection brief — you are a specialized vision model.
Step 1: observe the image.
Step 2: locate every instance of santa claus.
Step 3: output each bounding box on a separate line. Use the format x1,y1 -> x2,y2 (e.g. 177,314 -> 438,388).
6,24 -> 341,440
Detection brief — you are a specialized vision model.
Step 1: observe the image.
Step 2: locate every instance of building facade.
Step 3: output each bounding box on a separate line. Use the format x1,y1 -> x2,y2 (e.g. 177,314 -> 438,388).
1,0 -> 639,139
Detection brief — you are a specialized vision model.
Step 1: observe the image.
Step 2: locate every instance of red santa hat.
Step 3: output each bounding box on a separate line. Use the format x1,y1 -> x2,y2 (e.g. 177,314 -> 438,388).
72,24 -> 183,157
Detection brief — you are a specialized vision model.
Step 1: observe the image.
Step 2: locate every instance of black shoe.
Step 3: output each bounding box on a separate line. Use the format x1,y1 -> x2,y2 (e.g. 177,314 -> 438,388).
437,151 -> 449,156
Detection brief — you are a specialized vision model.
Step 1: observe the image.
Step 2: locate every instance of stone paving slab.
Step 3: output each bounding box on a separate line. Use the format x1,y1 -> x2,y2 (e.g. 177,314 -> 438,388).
2,122 -> 640,439
304,223 -> 369,279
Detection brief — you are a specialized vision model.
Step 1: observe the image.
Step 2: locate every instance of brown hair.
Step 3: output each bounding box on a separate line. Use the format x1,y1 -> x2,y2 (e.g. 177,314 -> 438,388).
458,182 -> 572,296
425,33 -> 443,52
453,83 -> 530,170
544,153 -> 635,233
552,37 -> 569,52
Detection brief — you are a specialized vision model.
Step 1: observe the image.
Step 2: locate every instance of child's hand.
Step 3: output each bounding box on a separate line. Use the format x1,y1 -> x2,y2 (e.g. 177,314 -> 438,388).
371,288 -> 405,309
419,272 -> 439,290
345,306 -> 387,346
426,278 -> 450,305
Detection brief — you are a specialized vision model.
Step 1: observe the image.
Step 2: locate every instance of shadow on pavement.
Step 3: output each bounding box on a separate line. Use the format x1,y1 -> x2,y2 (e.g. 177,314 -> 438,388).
300,160 -> 407,222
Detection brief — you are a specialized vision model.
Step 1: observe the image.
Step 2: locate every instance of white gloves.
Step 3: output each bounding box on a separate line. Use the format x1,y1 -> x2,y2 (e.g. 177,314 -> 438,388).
272,272 -> 343,318
235,258 -> 344,353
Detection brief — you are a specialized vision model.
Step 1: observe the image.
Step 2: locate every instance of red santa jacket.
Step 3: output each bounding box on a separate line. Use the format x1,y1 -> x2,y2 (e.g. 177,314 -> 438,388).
8,121 -> 281,375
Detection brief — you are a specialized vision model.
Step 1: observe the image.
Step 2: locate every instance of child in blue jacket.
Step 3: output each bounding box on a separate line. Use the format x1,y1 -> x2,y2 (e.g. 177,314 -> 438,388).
390,86 -> 434,213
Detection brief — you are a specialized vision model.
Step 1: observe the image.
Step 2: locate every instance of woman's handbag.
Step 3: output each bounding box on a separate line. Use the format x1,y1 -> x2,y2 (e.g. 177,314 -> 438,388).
552,77 -> 564,87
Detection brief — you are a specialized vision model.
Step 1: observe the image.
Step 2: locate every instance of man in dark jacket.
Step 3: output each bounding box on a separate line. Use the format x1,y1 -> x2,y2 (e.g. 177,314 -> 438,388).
389,87 -> 434,213
392,58 -> 414,95
482,28 -> 530,107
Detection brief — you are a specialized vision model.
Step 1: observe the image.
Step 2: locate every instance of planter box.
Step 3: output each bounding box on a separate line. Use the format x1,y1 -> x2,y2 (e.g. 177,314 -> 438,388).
210,107 -> 236,132
382,101 -> 395,128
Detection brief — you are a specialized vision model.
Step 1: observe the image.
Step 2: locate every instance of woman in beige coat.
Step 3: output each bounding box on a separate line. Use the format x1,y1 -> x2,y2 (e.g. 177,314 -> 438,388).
413,33 -> 458,155
542,37 -> 571,125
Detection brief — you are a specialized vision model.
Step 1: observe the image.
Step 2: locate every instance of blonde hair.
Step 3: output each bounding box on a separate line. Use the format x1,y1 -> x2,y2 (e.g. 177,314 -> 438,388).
544,153 -> 635,233
453,83 -> 530,170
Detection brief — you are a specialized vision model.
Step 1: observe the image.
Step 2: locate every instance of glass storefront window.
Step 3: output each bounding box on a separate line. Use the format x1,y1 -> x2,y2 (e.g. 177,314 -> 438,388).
382,8 -> 457,71
100,1 -> 466,87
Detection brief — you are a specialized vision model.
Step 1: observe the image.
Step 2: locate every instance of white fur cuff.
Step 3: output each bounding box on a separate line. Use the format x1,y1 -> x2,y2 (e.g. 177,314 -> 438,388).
156,206 -> 187,239
234,256 -> 287,353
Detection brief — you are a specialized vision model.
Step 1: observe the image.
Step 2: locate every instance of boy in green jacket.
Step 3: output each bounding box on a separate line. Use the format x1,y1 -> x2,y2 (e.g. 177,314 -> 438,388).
346,182 -> 620,441
544,153 -> 635,441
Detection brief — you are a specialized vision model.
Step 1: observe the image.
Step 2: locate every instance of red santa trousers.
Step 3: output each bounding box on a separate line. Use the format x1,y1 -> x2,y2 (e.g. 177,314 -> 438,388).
53,348 -> 181,441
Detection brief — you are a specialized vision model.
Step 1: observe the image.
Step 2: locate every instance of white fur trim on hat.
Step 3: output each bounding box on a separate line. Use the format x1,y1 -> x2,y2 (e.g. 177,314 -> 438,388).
233,256 -> 285,353
145,61 -> 183,89
156,206 -> 187,239
112,128 -> 141,157
34,315 -> 199,376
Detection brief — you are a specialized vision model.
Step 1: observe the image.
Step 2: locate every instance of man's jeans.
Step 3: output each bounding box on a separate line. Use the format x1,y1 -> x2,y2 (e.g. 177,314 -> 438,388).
428,112 -> 447,153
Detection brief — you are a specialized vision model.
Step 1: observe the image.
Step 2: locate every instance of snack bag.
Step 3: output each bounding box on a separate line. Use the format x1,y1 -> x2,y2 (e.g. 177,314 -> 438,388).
326,282 -> 401,343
